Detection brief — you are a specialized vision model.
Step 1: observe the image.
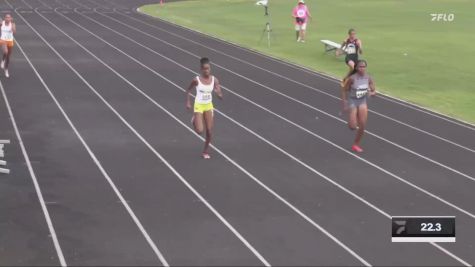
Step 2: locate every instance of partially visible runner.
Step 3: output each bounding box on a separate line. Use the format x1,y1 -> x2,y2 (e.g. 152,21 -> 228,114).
0,13 -> 15,78
340,28 -> 363,86
186,57 -> 223,159
292,0 -> 312,43
341,60 -> 376,153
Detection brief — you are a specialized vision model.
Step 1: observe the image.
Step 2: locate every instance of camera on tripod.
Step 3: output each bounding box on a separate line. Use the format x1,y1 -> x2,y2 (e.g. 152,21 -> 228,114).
255,0 -> 272,47
256,0 -> 269,16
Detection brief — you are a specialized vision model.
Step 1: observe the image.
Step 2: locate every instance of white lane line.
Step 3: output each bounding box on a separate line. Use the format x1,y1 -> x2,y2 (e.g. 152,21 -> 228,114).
132,7 -> 475,132
101,0 -> 128,10
55,0 -> 71,9
20,0 -> 34,9
430,243 -> 472,267
100,7 -> 475,154
55,7 -> 470,266
69,0 -> 90,9
13,8 -> 170,267
74,0 -> 97,8
65,12 -> 475,265
0,57 -> 67,267
37,0 -> 53,9
86,8 -> 475,183
22,7 -> 272,266
72,7 -> 475,220
42,7 -> 373,266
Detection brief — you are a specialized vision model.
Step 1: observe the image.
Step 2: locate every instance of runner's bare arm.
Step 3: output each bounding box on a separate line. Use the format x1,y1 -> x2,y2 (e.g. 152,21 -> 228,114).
12,22 -> 16,34
358,39 -> 363,54
214,78 -> 223,99
341,77 -> 352,110
340,40 -> 347,50
186,78 -> 198,109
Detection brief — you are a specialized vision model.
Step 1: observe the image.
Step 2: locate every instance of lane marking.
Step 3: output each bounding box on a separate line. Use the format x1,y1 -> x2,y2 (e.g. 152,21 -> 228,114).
42,6 -> 373,266
89,8 -> 475,183
13,7 -> 170,266
20,7 -> 271,266
0,67 -> 67,267
0,2 -> 66,260
20,0 -> 34,9
61,6 -> 475,266
38,0 -> 53,9
74,8 -> 475,219
55,6 -> 470,265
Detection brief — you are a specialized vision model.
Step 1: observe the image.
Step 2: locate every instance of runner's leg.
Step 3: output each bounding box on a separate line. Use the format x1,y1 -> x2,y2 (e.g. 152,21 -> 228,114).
202,110 -> 214,155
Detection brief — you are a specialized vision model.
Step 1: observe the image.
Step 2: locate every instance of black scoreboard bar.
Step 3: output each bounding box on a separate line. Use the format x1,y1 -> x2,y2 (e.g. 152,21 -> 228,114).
391,216 -> 456,242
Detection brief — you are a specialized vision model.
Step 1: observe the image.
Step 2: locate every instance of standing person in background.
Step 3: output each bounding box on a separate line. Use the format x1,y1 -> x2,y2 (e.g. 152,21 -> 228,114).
340,28 -> 363,86
0,14 -> 16,78
292,0 -> 312,43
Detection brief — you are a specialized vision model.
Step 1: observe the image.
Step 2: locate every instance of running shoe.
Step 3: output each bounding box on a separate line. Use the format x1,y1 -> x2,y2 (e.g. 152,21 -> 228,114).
351,144 -> 363,153
202,153 -> 211,159
4,69 -> 9,78
0,60 -> 4,70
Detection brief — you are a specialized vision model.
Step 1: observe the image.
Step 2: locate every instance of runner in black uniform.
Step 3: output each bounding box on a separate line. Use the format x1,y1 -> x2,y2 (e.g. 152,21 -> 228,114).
340,29 -> 363,86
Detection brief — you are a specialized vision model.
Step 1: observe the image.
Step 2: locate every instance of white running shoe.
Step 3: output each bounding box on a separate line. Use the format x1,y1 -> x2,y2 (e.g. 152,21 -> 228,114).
0,60 -> 4,70
297,37 -> 301,42
5,69 -> 9,78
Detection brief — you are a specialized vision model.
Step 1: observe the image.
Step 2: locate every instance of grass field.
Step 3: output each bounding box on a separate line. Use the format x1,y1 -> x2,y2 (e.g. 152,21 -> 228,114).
140,0 -> 475,123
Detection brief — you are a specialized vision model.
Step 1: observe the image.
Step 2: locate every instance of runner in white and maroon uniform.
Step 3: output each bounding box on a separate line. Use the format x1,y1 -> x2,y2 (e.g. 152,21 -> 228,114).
340,28 -> 363,86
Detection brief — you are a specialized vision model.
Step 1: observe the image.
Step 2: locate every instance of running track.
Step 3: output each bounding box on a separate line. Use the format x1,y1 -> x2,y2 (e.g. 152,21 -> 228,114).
0,0 -> 474,266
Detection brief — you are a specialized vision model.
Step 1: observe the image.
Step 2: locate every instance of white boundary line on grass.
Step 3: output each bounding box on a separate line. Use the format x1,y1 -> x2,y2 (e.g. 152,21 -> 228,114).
51,2 -> 471,265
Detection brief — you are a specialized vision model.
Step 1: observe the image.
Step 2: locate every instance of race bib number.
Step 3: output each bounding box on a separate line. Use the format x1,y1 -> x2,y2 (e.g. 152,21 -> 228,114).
297,9 -> 306,18
200,92 -> 211,102
347,44 -> 356,54
356,87 -> 368,99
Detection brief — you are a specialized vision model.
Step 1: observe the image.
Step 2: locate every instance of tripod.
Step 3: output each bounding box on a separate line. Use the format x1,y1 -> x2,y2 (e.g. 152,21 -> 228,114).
259,6 -> 272,47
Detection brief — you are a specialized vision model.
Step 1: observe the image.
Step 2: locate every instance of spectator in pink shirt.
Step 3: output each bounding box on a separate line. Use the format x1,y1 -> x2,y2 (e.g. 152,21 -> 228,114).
292,0 -> 312,42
